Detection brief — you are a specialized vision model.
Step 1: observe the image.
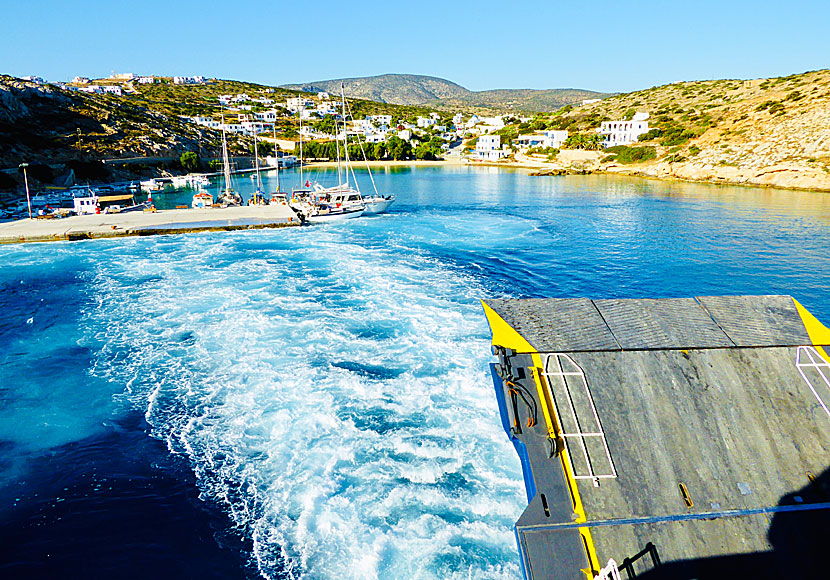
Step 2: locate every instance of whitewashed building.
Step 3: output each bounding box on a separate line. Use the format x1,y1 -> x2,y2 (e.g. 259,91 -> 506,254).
514,130 -> 568,150
22,75 -> 45,84
102,85 -> 123,96
137,76 -> 155,84
72,76 -> 90,84
173,75 -> 206,85
286,97 -> 314,113
475,134 -> 509,161
367,114 -> 392,127
417,116 -> 437,128
598,112 -> 650,147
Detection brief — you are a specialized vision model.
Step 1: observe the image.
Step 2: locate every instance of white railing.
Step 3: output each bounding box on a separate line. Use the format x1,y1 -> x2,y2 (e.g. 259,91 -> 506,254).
594,558 -> 621,580
795,346 -> 830,419
540,353 -> 617,484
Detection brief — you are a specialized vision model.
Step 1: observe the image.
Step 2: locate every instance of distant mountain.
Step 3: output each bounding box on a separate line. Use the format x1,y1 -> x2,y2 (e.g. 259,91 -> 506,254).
281,74 -> 609,113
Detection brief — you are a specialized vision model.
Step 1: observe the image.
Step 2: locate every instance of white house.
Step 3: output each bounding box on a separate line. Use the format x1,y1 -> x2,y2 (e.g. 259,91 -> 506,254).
286,97 -> 314,113
478,116 -> 505,133
397,129 -> 412,142
102,85 -> 123,96
475,134 -> 508,161
111,72 -> 135,80
137,76 -> 155,84
72,76 -> 90,84
255,110 -> 279,122
514,130 -> 568,150
173,76 -> 206,85
582,98 -> 601,105
79,86 -> 103,94
317,92 -> 330,101
352,119 -> 374,132
367,114 -> 392,127
597,112 -> 650,147
417,116 -> 437,128
452,113 -> 463,126
22,75 -> 45,84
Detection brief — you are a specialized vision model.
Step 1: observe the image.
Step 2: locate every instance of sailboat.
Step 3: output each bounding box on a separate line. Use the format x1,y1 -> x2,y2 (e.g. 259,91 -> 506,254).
248,135 -> 267,205
216,112 -> 242,207
313,83 -> 395,215
269,123 -> 287,205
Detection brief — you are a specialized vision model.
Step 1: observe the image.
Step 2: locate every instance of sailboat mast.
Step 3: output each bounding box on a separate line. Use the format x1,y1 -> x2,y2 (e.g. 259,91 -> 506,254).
335,96 -> 342,188
304,105 -> 305,187
254,135 -> 261,189
221,111 -> 232,193
274,123 -> 280,192
341,82 -> 349,189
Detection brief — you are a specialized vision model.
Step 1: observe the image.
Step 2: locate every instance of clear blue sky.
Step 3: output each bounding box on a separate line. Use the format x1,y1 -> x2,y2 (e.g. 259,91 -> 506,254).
1,0 -> 828,93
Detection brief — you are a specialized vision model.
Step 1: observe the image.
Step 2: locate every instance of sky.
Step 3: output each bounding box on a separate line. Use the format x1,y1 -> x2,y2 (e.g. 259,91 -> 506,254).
1,0 -> 828,93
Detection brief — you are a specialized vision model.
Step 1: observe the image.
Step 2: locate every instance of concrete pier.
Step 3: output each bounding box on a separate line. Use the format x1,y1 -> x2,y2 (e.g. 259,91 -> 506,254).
0,205 -> 301,244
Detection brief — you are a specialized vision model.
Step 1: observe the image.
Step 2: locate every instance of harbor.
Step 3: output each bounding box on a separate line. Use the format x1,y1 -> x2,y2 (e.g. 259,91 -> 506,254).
1,168 -> 828,579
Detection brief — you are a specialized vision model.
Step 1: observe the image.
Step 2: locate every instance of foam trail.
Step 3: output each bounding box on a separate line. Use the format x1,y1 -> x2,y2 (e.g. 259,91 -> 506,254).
86,226 -> 526,579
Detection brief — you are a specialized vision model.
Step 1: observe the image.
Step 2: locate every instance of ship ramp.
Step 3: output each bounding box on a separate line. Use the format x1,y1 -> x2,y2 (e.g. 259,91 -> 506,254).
483,295 -> 829,580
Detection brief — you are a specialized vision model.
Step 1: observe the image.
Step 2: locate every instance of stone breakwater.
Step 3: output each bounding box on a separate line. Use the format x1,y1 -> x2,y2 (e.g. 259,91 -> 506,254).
0,205 -> 301,244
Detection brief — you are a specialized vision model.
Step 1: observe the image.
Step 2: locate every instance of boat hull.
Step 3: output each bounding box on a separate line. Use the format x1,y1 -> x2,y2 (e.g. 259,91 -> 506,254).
306,208 -> 365,223
363,198 -> 394,214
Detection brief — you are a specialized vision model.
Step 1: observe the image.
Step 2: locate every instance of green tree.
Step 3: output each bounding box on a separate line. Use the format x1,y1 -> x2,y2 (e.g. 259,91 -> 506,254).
180,151 -> 199,172
387,136 -> 412,160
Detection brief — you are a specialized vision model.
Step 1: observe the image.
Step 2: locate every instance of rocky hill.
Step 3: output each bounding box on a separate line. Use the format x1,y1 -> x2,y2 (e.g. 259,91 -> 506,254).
0,76 -> 219,170
0,75 -> 440,188
282,74 -> 607,112
536,69 -> 830,190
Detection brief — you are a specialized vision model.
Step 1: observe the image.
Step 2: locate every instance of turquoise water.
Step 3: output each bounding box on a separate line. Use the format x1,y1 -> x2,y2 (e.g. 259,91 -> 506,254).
1,167 -> 829,578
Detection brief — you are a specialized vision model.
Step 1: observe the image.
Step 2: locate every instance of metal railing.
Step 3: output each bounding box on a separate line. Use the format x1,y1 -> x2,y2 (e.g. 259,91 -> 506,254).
594,558 -> 621,580
540,353 -> 617,484
795,346 -> 830,419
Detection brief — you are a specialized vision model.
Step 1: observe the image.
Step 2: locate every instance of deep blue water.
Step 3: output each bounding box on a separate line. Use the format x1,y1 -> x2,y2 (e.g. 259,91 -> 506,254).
1,167 -> 829,579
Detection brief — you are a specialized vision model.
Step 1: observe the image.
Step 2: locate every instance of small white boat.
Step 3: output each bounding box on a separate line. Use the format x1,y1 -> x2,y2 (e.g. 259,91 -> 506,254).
192,191 -> 213,208
362,194 -> 395,214
140,179 -> 164,192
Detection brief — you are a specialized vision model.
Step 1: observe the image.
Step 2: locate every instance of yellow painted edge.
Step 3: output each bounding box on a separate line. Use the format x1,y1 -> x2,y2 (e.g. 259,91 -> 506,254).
481,300 -> 600,577
793,298 -> 830,363
529,360 -> 600,578
481,300 -> 536,353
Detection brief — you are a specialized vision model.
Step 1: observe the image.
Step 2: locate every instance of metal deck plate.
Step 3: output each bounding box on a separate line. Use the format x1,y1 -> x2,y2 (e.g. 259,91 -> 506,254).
486,298 -> 620,352
696,295 -> 812,346
593,298 -> 735,350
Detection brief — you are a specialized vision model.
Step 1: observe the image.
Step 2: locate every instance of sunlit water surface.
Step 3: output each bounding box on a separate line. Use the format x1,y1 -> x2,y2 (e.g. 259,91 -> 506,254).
1,167 -> 829,578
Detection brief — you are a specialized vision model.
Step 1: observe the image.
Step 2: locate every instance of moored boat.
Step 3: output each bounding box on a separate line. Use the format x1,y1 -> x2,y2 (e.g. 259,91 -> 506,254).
192,191 -> 213,208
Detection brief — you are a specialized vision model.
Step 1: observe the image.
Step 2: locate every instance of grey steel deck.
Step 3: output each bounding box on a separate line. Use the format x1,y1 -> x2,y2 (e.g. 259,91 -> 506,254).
485,295 -> 829,580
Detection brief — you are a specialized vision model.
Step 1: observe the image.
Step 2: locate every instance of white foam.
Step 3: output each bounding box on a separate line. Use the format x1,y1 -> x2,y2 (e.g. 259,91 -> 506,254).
86,225 -> 525,579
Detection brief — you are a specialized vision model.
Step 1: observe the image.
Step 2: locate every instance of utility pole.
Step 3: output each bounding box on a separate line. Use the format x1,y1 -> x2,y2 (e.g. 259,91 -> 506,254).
19,163 -> 32,219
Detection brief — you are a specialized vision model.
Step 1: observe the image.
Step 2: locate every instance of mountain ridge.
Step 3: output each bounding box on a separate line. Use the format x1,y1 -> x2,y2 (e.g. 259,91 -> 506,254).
281,73 -> 609,112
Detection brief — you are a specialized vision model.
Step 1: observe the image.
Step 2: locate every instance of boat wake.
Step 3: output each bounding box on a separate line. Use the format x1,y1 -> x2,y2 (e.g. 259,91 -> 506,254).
85,228 -> 524,579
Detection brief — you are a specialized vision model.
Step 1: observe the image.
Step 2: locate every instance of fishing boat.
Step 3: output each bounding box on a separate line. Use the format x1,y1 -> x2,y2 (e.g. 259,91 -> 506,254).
192,191 -> 213,208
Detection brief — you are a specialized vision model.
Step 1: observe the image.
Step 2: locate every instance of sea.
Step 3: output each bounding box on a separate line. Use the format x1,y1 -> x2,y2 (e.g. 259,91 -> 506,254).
1,166 -> 829,579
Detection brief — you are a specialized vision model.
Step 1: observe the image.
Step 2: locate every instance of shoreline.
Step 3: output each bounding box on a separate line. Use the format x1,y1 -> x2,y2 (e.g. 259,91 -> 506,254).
305,155 -> 830,193
304,158 -> 467,169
